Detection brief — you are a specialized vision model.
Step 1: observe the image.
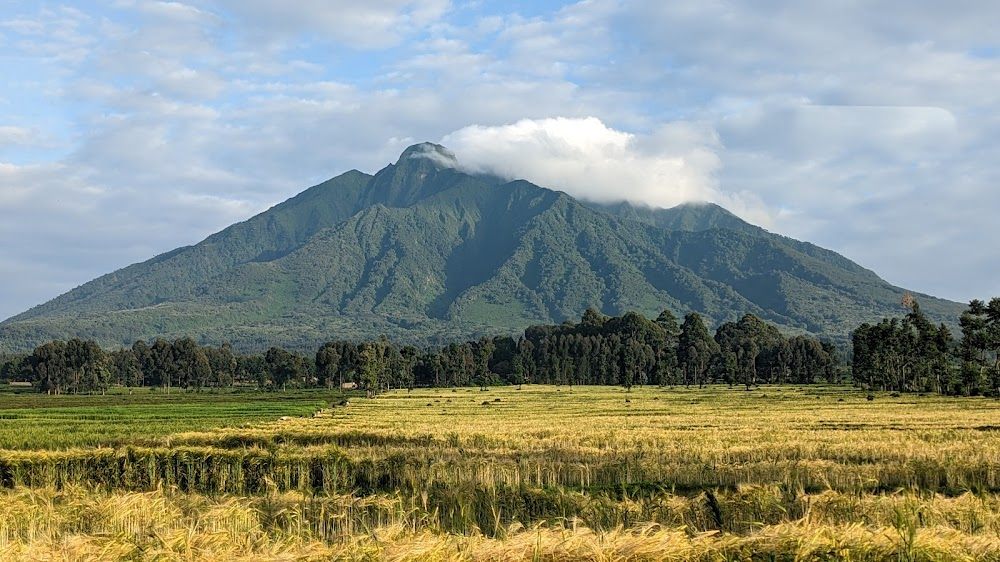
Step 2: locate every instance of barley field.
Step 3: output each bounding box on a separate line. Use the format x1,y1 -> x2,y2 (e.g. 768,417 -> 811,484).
3,384 -> 1000,560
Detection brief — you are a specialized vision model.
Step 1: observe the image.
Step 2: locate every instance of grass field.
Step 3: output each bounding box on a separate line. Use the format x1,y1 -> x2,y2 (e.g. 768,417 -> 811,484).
4,384 -> 1000,560
0,387 -> 332,449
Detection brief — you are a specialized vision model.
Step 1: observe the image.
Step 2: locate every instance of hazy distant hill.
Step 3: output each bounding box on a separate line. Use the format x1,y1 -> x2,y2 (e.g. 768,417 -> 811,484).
0,143 -> 963,352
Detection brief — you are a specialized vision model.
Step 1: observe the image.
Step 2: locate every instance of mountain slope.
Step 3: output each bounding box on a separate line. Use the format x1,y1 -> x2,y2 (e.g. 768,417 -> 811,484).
584,200 -> 762,235
10,169 -> 373,320
0,143 -> 964,352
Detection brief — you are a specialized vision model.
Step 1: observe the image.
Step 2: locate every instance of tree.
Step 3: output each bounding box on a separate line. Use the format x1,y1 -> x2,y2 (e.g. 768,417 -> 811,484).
622,338 -> 642,391
265,347 -> 304,391
959,299 -> 997,396
517,339 -> 534,387
820,340 -> 840,383
474,337 -> 495,390
959,300 -> 988,394
54,338 -> 110,394
316,342 -> 342,390
206,343 -> 236,387
655,309 -> 681,335
399,345 -> 418,390
236,354 -> 267,388
985,298 -> 1000,395
579,307 -> 608,334
678,312 -> 717,387
852,318 -> 915,392
359,341 -> 386,397
171,337 -> 200,390
781,336 -> 832,385
905,302 -> 953,393
653,309 -> 680,386
150,338 -> 175,391
190,348 -> 212,390
110,349 -> 143,388
64,338 -> 87,393
131,340 -> 153,386
383,344 -> 406,390
0,354 -> 28,383
29,340 -> 67,394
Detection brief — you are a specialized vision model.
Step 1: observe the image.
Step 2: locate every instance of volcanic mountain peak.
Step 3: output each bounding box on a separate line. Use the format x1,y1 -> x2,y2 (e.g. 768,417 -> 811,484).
0,143 -> 964,352
397,142 -> 460,169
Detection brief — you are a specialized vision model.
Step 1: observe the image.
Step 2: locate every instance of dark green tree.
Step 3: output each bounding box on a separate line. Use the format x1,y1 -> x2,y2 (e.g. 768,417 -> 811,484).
316,342 -> 342,390
359,341 -> 386,397
264,347 -> 305,391
110,349 -> 143,388
959,300 -> 989,395
29,340 -> 67,394
678,312 -> 717,387
150,338 -> 175,391
205,343 -> 236,387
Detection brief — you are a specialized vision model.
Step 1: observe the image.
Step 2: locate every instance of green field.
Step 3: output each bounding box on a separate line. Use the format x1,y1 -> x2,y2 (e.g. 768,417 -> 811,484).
0,386 -> 332,450
4,385 -> 1000,560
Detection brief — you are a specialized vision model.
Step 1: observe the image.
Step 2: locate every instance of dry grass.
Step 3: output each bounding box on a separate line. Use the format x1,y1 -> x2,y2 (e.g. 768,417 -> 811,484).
5,385 -> 1000,559
4,487 -> 1000,560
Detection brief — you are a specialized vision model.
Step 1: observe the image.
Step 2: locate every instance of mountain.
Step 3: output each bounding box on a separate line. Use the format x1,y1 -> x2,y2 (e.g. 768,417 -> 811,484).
583,200 -> 763,235
0,143 -> 964,352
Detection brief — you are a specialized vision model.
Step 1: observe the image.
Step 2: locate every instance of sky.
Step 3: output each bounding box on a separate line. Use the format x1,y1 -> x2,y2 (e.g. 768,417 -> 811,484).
1,1 -> 998,321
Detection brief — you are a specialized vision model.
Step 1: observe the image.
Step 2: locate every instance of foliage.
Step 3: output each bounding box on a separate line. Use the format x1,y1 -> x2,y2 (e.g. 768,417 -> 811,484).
958,298 -> 1000,395
852,295 -> 1000,397
13,309 -> 841,396
0,144 -> 964,354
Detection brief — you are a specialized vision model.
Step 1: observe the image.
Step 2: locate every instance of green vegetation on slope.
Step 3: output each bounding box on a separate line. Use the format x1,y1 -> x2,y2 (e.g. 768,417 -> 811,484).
0,143 -> 964,352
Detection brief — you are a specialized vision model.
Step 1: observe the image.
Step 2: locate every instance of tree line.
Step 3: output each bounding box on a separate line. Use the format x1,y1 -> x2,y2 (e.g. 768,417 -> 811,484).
0,308 -> 838,394
852,295 -> 1000,396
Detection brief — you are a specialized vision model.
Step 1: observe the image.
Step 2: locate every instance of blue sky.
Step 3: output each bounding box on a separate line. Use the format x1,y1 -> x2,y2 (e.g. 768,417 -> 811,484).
1,1 -> 999,321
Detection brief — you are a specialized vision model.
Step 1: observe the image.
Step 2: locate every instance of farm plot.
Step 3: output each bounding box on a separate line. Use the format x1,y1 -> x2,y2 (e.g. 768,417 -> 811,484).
4,385 -> 1000,560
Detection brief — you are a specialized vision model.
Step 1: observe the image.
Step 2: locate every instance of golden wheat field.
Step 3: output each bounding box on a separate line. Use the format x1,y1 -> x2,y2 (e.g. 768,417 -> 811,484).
4,384 -> 1000,560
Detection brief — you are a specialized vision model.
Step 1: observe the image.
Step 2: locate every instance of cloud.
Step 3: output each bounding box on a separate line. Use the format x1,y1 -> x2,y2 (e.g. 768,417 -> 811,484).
440,116 -> 772,225
0,157 -> 257,321
443,117 -> 704,203
0,126 -> 41,147
207,0 -> 451,49
720,103 -> 959,161
408,143 -> 459,168
714,99 -> 1000,302
1,6 -> 96,64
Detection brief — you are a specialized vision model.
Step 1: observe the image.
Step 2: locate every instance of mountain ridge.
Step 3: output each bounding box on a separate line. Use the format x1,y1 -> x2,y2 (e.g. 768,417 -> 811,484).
0,143 -> 963,352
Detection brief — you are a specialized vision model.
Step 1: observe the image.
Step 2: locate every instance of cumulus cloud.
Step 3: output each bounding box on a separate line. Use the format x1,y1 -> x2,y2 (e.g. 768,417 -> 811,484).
441,116 -> 772,226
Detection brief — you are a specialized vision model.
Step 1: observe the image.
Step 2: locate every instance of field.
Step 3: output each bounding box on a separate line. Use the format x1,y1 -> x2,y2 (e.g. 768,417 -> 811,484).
4,384 -> 1000,560
0,387 -> 331,450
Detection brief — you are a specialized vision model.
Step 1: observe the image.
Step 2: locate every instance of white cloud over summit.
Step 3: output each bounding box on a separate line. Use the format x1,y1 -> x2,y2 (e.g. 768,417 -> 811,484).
441,117 -> 771,227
